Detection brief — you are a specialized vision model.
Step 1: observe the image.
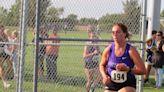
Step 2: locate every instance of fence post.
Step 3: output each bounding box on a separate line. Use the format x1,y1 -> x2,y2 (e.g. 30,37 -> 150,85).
33,0 -> 41,92
136,0 -> 147,92
17,0 -> 28,92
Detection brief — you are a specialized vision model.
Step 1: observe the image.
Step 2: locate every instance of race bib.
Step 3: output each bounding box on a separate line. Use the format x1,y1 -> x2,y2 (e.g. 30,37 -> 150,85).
111,70 -> 127,83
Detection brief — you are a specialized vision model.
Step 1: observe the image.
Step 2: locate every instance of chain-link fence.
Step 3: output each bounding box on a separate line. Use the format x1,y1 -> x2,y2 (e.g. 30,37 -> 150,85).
0,0 -> 147,92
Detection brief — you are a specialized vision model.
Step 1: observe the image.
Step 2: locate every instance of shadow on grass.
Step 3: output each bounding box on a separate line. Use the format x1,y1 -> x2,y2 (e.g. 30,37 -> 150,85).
143,77 -> 164,89
143,77 -> 156,88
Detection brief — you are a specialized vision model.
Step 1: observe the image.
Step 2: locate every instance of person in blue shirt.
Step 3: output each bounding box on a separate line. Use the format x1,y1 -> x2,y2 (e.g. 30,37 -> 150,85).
152,31 -> 164,88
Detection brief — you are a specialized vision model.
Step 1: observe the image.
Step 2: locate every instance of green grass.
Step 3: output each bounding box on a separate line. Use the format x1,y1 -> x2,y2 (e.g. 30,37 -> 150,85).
0,30 -> 164,92
143,76 -> 164,92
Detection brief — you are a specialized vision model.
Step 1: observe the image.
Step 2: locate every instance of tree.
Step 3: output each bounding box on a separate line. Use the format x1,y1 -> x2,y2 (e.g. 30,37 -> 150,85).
0,7 -> 7,15
5,0 -> 20,26
28,0 -> 51,26
40,0 -> 51,25
79,18 -> 97,25
67,14 -> 77,20
98,14 -> 123,31
46,7 -> 64,23
0,7 -> 7,24
97,0 -> 140,33
62,14 -> 78,31
47,7 -> 63,17
161,9 -> 164,17
122,0 -> 141,34
2,0 -> 51,26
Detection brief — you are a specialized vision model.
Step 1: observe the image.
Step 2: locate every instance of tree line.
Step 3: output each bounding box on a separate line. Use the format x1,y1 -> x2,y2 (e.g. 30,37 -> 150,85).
0,0 -> 163,34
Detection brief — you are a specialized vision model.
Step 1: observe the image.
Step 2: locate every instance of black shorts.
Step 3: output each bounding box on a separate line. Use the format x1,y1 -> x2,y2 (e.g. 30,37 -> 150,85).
146,49 -> 153,63
84,61 -> 99,69
105,77 -> 136,91
146,54 -> 153,63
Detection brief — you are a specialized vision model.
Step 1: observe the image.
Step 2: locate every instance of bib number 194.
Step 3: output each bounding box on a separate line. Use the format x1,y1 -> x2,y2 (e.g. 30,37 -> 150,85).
111,70 -> 127,83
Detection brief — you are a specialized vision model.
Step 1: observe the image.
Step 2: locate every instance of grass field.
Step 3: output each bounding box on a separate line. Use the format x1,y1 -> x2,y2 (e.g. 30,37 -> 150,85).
0,30 -> 164,92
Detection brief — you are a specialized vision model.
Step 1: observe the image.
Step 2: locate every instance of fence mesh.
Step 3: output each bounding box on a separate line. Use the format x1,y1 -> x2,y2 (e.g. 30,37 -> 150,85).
0,0 -> 146,92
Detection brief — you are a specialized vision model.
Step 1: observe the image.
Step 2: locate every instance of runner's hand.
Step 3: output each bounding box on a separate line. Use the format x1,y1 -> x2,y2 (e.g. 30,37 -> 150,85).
116,63 -> 129,72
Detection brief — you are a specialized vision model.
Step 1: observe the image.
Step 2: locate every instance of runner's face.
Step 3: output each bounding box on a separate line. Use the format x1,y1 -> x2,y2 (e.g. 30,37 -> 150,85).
112,25 -> 126,42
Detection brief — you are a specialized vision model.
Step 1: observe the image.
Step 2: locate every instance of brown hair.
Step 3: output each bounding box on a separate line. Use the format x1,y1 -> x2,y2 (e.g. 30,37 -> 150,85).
156,31 -> 163,36
112,23 -> 130,39
87,25 -> 96,32
145,38 -> 152,43
12,30 -> 19,37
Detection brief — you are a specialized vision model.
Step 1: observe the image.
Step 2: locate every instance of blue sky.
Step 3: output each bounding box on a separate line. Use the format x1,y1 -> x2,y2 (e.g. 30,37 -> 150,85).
0,0 -> 164,19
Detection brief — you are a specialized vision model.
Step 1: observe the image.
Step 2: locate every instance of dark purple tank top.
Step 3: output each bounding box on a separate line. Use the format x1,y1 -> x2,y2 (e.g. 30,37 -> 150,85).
107,43 -> 135,77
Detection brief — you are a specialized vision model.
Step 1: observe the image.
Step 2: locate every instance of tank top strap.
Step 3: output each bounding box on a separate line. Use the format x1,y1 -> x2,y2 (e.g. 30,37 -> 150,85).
109,42 -> 114,53
124,43 -> 131,57
109,43 -> 131,57
126,43 -> 130,51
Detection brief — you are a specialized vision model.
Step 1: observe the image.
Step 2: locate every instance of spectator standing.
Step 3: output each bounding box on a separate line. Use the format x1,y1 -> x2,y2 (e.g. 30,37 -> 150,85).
83,25 -> 102,92
144,30 -> 157,83
152,31 -> 164,89
0,24 -> 11,88
32,25 -> 49,79
46,26 -> 60,81
10,30 -> 19,79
